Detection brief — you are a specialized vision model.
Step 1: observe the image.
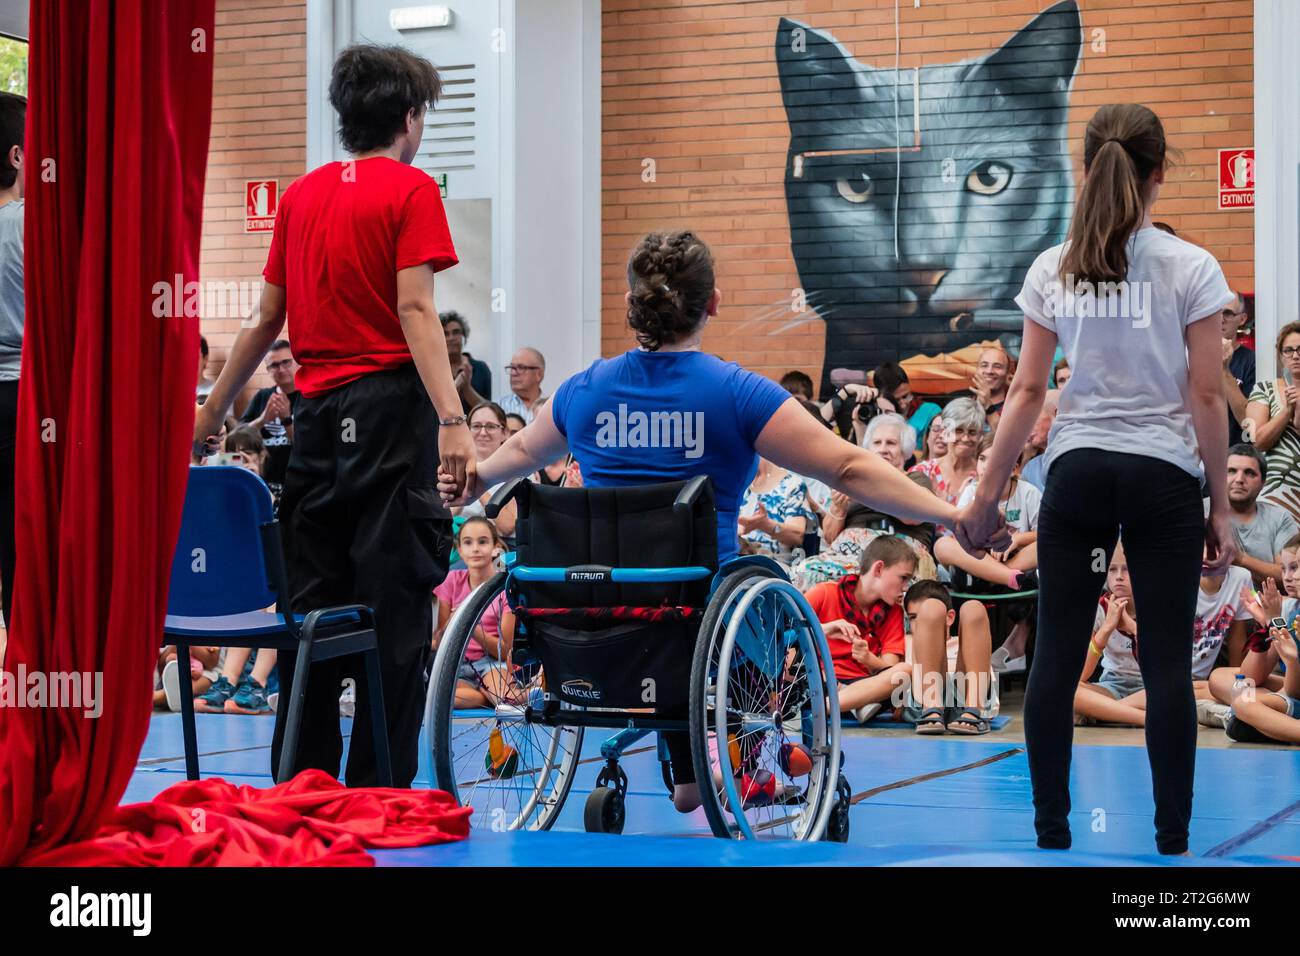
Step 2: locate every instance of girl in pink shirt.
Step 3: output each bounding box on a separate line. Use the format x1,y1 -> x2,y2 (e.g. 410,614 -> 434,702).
433,517 -> 518,708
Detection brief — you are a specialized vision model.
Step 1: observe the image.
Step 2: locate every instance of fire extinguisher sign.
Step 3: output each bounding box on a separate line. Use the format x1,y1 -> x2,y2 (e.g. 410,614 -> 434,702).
245,180 -> 279,233
1217,149 -> 1254,210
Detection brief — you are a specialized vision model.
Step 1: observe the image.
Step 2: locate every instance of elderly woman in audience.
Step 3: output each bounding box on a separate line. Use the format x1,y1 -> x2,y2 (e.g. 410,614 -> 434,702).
737,457 -> 811,563
791,413 -> 938,588
909,397 -> 985,509
1245,321 -> 1300,520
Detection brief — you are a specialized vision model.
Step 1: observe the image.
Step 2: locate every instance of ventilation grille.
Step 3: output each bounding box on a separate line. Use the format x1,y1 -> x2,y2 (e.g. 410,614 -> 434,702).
420,62 -> 477,175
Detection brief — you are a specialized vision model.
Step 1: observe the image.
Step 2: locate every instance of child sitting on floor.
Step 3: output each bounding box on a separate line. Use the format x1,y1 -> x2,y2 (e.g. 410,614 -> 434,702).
802,535 -> 915,725
153,645 -> 220,712
901,580 -> 995,735
1205,533 -> 1300,739
432,516 -> 522,708
935,434 -> 1039,591
1075,541 -> 1251,727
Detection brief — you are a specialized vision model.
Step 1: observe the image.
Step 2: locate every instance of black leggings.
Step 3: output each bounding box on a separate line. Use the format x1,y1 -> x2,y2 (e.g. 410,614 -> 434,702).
1028,448 -> 1204,855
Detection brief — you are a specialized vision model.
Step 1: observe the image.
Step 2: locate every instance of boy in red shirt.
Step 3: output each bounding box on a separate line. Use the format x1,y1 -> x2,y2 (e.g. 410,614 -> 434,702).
803,535 -> 915,724
194,45 -> 474,787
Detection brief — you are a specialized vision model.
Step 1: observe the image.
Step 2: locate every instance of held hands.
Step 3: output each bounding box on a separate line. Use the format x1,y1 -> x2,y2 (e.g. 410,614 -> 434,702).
954,497 -> 1014,557
436,423 -> 478,506
191,404 -> 222,464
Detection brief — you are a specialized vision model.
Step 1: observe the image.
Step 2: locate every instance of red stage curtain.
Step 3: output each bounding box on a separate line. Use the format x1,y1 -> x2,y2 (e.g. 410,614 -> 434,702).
0,0 -> 216,864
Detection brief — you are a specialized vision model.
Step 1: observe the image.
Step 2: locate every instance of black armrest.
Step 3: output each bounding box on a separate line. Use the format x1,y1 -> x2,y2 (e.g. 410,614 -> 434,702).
674,475 -> 709,516
301,604 -> 376,641
486,477 -> 527,519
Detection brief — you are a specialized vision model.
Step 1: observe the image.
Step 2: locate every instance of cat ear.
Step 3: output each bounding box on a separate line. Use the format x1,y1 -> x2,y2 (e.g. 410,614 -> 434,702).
775,17 -> 858,101
972,0 -> 1082,99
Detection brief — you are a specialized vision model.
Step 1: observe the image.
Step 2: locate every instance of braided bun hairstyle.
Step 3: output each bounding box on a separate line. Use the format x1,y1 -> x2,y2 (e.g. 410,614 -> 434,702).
625,231 -> 715,351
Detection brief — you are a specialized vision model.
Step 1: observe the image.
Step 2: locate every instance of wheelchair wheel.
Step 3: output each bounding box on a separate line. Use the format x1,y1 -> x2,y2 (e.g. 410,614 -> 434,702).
690,569 -> 841,841
427,571 -> 584,831
583,787 -> 625,835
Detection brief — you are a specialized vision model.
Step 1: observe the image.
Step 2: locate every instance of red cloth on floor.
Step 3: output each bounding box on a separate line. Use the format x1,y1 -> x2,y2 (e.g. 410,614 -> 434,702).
21,770 -> 472,867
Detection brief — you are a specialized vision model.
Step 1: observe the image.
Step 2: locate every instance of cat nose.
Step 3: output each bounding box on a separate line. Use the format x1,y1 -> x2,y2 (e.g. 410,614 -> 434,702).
893,269 -> 948,313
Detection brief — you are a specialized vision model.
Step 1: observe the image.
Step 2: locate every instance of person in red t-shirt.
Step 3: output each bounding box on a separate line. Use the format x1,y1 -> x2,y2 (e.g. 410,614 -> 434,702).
803,535 -> 915,725
193,44 -> 474,788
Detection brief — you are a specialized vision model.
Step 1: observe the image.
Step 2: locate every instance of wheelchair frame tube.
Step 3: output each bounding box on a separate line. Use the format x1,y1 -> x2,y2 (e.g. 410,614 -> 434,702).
510,566 -> 713,583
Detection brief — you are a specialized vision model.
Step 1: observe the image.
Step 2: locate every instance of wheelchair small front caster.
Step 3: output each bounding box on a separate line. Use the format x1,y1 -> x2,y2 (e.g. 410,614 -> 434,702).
584,787 -> 625,834
825,774 -> 851,843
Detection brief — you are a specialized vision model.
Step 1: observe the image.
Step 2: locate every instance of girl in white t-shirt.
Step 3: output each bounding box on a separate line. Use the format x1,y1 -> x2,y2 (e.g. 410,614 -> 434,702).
1075,541 -> 1252,727
957,103 -> 1237,855
935,434 -> 1040,590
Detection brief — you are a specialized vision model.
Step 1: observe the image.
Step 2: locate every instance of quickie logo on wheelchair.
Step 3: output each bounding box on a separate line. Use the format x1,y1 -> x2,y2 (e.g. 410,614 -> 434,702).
561,679 -> 603,702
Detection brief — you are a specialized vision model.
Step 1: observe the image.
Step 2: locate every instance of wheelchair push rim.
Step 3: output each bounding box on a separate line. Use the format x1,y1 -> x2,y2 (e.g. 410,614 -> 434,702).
692,572 -> 841,841
426,570 -> 584,832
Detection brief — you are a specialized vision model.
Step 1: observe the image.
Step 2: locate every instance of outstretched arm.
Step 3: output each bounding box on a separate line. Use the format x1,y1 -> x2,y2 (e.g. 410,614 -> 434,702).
439,399 -> 570,503
755,398 -> 958,529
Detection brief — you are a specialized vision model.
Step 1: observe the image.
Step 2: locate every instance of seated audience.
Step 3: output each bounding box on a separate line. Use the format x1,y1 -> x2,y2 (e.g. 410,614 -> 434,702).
1222,292 -> 1254,447
920,413 -> 947,461
737,458 -> 810,563
791,413 -> 937,587
1074,542 -> 1251,727
1245,321 -> 1300,518
908,397 -> 984,512
496,347 -> 546,424
936,433 -> 1039,591
903,580 -> 995,735
1019,390 -> 1060,491
780,370 -> 814,401
441,310 -> 491,411
1052,356 -> 1071,390
433,516 -> 522,708
802,536 -> 914,725
1203,537 -> 1299,731
967,346 -> 1011,429
223,425 -> 282,511
505,413 -> 527,436
153,644 -> 219,712
239,339 -> 298,487
451,402 -> 517,550
194,646 -> 279,715
1222,444 -> 1298,585
196,336 -> 215,403
871,360 -> 941,452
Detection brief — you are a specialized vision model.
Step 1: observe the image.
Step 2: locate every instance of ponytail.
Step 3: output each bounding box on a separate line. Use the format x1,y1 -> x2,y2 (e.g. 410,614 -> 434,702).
1059,104 -> 1169,287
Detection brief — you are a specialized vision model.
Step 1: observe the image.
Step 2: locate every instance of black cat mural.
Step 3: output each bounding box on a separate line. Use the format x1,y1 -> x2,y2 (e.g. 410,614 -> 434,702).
776,1 -> 1082,391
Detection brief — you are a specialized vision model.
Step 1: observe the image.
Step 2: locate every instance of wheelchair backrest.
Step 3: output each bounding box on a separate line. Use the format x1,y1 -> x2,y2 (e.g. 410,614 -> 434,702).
512,478 -> 718,611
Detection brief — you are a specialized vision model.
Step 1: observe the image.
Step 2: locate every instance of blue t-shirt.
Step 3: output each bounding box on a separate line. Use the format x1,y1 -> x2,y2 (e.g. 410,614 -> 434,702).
551,350 -> 792,562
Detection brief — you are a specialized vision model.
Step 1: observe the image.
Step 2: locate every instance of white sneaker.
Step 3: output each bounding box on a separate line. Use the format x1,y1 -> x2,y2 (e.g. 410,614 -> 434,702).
267,691 -> 279,714
850,702 -> 882,726
162,658 -> 182,713
1196,698 -> 1231,728
339,685 -> 355,718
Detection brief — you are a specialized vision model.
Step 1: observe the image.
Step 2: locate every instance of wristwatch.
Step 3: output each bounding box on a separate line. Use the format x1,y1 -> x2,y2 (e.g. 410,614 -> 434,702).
1270,617 -> 1288,632
439,414 -> 468,427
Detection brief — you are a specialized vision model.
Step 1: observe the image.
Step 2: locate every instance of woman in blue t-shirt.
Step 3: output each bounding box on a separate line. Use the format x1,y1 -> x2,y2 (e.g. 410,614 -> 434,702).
438,230 -> 977,813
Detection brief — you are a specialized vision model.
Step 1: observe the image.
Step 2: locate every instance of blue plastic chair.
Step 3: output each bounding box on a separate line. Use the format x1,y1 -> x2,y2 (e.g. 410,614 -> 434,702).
164,466 -> 392,785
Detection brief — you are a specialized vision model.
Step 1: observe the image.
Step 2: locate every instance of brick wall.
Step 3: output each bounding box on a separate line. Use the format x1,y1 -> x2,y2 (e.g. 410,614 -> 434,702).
601,0 -> 1255,392
201,0 -> 306,408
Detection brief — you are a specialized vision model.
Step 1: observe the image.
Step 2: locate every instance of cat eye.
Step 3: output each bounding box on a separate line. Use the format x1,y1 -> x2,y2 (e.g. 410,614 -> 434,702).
835,170 -> 874,204
966,160 -> 1012,196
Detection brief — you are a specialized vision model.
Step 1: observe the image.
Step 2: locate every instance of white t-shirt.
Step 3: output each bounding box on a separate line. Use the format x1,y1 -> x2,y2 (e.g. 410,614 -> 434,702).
1015,228 -> 1234,481
956,478 -> 1040,534
1093,566 -> 1253,681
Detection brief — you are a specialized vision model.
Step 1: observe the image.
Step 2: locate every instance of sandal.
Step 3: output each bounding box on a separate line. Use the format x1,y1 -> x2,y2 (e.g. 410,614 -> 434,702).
946,707 -> 990,736
914,706 -> 947,735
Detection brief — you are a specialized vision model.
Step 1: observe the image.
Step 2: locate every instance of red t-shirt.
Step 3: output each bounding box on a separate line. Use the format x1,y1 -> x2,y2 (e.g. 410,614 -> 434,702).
804,575 -> 906,683
263,157 -> 459,397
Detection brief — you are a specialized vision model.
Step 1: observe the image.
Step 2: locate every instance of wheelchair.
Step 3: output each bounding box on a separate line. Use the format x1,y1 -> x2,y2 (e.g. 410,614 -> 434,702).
425,475 -> 852,841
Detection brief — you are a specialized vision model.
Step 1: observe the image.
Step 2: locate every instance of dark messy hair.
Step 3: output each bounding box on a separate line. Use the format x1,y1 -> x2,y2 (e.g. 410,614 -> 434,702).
873,361 -> 910,400
780,370 -> 814,400
0,93 -> 25,190
329,45 -> 442,154
440,311 -> 469,340
625,231 -> 715,351
225,424 -> 266,457
904,579 -> 952,613
1227,443 -> 1267,482
1060,104 -> 1173,287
